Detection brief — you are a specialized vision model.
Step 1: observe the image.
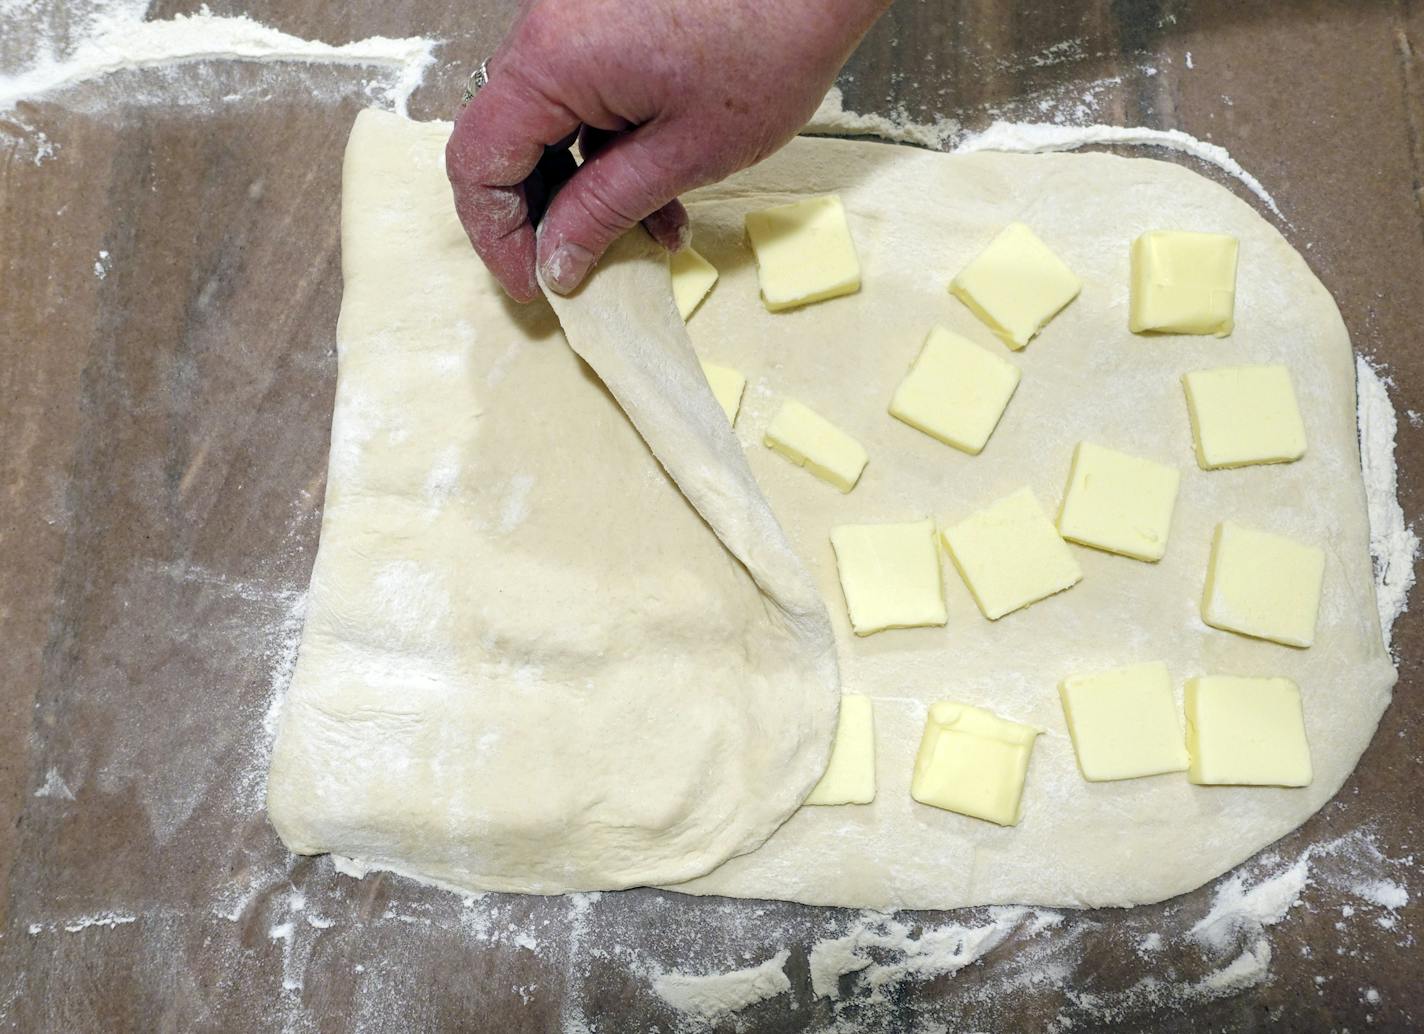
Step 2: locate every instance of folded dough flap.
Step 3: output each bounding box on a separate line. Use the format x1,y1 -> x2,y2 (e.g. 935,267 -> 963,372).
265,109 -> 839,895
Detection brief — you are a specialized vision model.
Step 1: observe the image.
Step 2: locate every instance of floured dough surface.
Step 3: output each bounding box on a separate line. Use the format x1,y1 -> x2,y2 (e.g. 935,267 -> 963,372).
269,111 -> 1396,911
266,110 -> 838,894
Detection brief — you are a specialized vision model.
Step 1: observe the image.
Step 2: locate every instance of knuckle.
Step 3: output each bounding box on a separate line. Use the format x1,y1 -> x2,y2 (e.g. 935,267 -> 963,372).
570,182 -> 643,239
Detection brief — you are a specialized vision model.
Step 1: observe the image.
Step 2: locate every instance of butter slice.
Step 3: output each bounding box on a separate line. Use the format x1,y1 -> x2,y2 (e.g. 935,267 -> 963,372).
911,702 -> 1040,826
942,488 -> 1083,620
1202,522 -> 1325,648
1059,661 -> 1188,781
830,520 -> 947,636
744,195 -> 861,312
671,246 -> 719,320
1057,443 -> 1181,562
889,326 -> 1021,455
1130,230 -> 1239,336
764,399 -> 867,493
949,222 -> 1081,349
804,695 -> 876,805
1185,676 -> 1312,786
1183,364 -> 1307,469
699,361 -> 745,424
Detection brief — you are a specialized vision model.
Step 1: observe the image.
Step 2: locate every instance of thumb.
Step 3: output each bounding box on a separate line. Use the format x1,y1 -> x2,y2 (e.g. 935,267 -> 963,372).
536,127 -> 690,295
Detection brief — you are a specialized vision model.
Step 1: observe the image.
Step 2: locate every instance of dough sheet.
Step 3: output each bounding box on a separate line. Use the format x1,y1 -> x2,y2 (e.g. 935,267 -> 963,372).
269,110 -> 1396,910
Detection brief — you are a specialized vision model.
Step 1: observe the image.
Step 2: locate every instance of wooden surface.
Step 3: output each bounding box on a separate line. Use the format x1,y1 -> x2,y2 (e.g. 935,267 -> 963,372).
2,1 -> 1421,1030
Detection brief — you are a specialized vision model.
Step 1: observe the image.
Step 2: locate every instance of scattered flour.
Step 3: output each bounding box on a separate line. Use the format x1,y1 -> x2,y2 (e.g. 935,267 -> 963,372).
952,121 -> 1284,219
27,912 -> 137,935
1350,878 -> 1409,911
0,5 -> 437,116
810,87 -> 1284,219
1189,855 -> 1311,952
807,86 -> 959,150
32,767 -> 75,800
808,908 -> 1061,1000
652,950 -> 791,1021
1356,357 -> 1419,647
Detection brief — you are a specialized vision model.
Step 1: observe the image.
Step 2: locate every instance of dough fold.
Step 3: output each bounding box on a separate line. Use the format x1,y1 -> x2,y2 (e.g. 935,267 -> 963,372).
266,110 -> 839,893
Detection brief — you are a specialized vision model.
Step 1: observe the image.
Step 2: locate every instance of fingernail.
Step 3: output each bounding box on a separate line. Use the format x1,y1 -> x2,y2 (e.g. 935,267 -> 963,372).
541,241 -> 594,295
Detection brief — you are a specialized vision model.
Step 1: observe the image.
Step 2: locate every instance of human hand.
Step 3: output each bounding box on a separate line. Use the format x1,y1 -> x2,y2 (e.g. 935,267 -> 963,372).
446,0 -> 890,302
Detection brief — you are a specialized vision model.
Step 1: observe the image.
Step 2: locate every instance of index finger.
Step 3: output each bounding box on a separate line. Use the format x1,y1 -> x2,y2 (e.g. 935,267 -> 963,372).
446,73 -> 581,302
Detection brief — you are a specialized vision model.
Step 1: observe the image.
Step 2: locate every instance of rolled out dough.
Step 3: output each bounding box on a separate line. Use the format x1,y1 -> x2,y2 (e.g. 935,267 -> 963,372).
266,110 -> 839,894
268,109 -> 1396,911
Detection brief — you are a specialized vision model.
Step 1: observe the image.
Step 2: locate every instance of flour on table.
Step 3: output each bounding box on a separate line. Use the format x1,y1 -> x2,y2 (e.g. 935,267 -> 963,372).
32,767 -> 75,800
0,1 -> 437,117
807,86 -> 960,149
808,908 -> 1062,999
953,121 -> 1285,220
1356,357 -> 1418,648
652,950 -> 791,1020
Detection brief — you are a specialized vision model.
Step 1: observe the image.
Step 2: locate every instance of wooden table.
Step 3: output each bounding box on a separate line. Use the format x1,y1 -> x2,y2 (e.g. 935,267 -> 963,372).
3,2 -> 1419,1030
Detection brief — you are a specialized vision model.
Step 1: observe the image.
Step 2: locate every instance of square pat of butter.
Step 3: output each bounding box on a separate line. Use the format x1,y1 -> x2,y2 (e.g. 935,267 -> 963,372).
804,695 -> 876,805
671,246 -> 718,320
764,399 -> 868,492
699,361 -> 745,424
911,701 -> 1040,826
1057,443 -> 1181,562
744,195 -> 861,312
942,488 -> 1083,620
1130,230 -> 1239,336
1059,661 -> 1188,781
1185,676 -> 1312,786
1202,522 -> 1325,648
1183,364 -> 1307,469
830,520 -> 947,635
889,326 -> 1021,455
949,222 -> 1081,349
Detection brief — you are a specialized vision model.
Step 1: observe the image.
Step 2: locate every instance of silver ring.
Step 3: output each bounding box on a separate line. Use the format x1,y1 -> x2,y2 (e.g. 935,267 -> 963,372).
461,60 -> 490,107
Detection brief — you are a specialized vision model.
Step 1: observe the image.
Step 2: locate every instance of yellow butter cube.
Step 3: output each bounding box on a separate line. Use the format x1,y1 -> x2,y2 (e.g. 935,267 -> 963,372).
1202,522 -> 1325,648
699,361 -> 745,424
744,195 -> 861,312
949,222 -> 1081,349
1059,661 -> 1188,781
942,488 -> 1083,620
671,246 -> 719,320
1057,443 -> 1181,562
804,694 -> 876,805
1183,364 -> 1307,469
830,520 -> 947,636
1185,676 -> 1312,786
889,326 -> 1021,455
763,399 -> 868,493
911,702 -> 1040,826
1130,230 -> 1239,336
